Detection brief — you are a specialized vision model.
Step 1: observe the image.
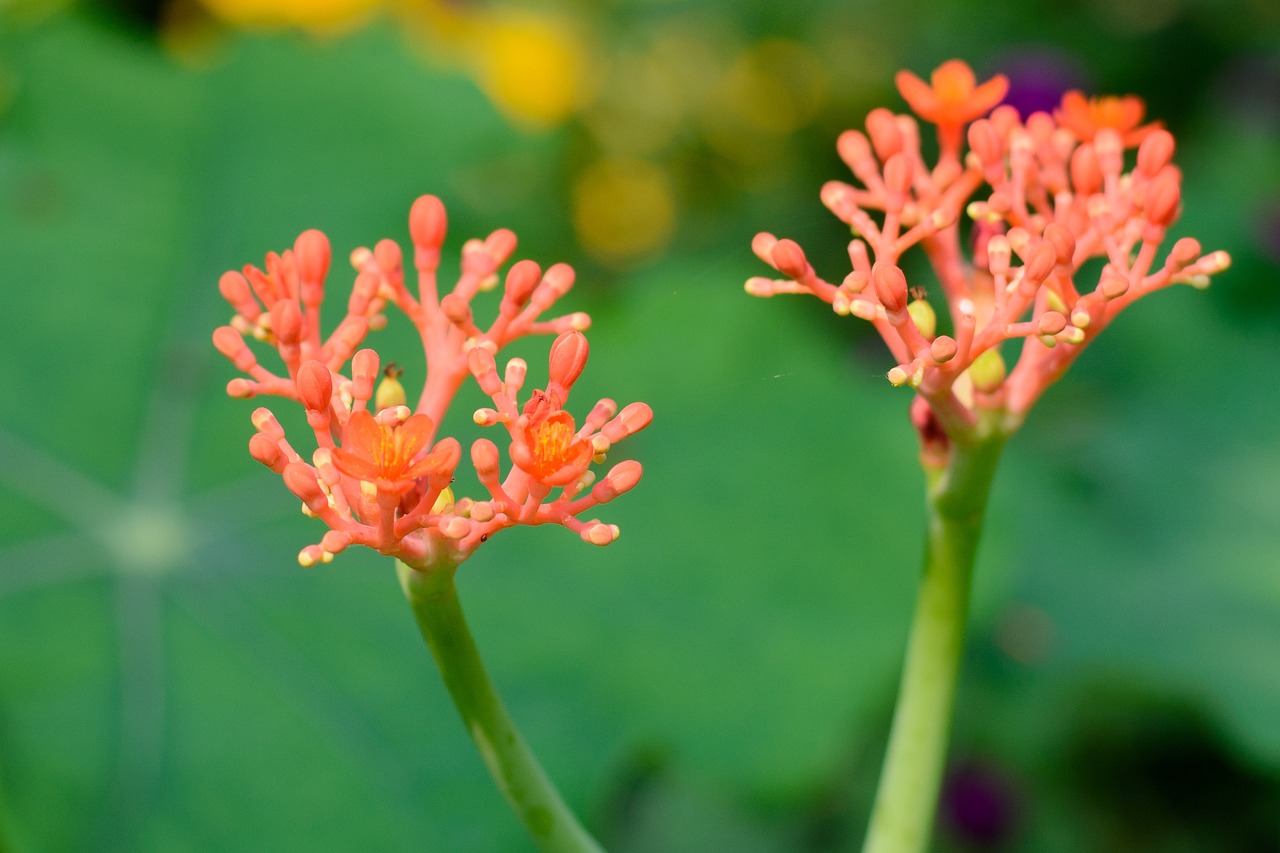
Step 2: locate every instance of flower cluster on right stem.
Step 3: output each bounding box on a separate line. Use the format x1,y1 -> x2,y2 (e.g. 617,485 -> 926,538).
748,59 -> 1229,459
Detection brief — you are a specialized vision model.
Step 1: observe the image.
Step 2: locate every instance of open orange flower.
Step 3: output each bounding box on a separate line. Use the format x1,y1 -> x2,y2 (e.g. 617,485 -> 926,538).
510,402 -> 593,487
331,409 -> 450,494
1054,90 -> 1161,146
895,59 -> 1007,151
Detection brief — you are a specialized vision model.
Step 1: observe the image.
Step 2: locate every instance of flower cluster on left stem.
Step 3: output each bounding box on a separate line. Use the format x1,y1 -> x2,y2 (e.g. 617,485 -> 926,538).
213,195 -> 652,571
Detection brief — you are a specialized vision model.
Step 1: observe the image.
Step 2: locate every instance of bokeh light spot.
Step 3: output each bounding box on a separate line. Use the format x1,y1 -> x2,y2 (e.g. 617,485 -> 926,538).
97,502 -> 192,577
572,158 -> 675,265
702,38 -> 827,165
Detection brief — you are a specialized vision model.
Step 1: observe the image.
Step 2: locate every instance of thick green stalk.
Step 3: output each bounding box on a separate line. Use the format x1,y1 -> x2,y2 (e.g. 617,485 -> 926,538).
862,427 -> 1008,853
397,561 -> 604,853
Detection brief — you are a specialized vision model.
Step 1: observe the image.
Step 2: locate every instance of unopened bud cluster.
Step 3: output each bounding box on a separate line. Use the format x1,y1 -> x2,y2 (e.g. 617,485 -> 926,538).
214,195 -> 652,569
748,60 -> 1229,443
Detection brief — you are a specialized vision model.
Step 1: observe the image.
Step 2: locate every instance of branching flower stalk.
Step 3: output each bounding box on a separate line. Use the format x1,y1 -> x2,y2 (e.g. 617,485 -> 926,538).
214,195 -> 652,852
748,60 -> 1229,853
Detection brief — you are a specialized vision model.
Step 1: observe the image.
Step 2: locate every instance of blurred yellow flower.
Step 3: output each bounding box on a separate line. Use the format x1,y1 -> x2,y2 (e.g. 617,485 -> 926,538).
198,0 -> 382,30
468,9 -> 591,128
572,158 -> 674,265
183,0 -> 591,129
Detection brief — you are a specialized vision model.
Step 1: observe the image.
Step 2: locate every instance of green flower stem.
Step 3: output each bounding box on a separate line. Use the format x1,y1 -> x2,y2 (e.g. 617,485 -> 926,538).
396,561 -> 605,853
862,424 -> 1010,853
0,774 -> 11,853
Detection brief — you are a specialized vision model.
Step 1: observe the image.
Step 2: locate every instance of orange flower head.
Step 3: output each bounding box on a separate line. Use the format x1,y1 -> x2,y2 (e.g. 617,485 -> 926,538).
511,404 -> 593,486
331,409 -> 447,494
219,196 -> 652,568
748,64 -> 1230,436
1054,90 -> 1162,146
895,60 -> 1008,138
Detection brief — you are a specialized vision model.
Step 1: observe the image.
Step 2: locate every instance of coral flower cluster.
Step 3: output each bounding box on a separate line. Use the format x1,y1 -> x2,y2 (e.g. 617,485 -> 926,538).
213,195 -> 652,569
748,59 -> 1229,451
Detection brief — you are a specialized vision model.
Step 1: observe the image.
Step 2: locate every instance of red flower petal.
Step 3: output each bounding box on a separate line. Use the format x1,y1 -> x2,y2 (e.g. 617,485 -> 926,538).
331,446 -> 382,481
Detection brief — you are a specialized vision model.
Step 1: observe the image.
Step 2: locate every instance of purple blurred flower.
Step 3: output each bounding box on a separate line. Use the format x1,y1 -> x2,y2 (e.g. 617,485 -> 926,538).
993,49 -> 1087,117
940,760 -> 1020,848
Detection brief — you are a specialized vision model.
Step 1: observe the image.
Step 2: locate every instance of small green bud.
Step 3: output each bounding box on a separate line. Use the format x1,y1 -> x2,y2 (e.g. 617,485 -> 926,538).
432,486 -> 455,514
1045,288 -> 1068,314
967,348 -> 1007,393
375,364 -> 407,412
907,298 -> 937,339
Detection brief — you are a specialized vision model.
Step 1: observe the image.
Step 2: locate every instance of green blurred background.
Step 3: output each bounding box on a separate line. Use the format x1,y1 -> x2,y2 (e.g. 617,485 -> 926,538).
1,0 -> 1279,850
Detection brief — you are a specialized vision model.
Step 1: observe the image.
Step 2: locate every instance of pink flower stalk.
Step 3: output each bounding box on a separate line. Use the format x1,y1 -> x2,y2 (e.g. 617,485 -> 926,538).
214,195 -> 652,569
747,59 -> 1230,456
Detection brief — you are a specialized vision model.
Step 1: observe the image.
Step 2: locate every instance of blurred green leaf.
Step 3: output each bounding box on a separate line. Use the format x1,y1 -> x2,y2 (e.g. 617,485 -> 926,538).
0,11 -> 922,851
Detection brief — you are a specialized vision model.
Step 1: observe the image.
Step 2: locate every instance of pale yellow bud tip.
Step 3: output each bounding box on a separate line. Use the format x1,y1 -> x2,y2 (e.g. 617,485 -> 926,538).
582,523 -> 620,546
